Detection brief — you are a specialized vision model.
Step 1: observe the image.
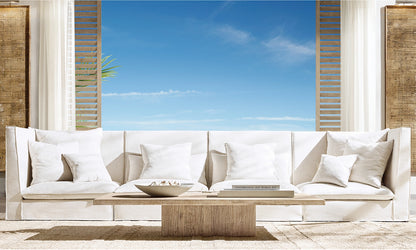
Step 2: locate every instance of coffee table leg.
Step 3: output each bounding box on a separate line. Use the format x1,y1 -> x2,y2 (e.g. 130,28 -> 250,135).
161,204 -> 256,237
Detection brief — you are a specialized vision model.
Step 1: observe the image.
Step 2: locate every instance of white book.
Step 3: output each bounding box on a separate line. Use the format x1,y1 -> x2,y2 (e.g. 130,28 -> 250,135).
216,189 -> 294,198
231,184 -> 280,190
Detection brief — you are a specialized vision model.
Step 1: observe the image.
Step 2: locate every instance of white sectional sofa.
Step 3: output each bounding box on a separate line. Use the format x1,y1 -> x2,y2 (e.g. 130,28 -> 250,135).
5,127 -> 411,221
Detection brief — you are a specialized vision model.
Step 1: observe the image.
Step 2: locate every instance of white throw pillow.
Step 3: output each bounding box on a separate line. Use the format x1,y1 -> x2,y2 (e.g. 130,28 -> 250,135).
344,140 -> 394,188
29,141 -> 79,185
327,129 -> 389,156
312,154 -> 358,187
36,128 -> 103,155
225,142 -> 277,181
63,153 -> 112,183
126,152 -> 207,185
139,143 -> 193,180
210,151 -> 227,185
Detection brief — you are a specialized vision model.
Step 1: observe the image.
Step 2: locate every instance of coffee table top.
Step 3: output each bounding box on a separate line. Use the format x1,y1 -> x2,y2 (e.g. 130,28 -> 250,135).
93,191 -> 325,206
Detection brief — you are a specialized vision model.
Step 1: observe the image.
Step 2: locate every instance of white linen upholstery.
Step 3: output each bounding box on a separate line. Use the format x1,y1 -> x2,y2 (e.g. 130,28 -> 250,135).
22,181 -> 119,199
303,200 -> 394,221
208,131 -> 292,186
101,131 -> 125,184
115,179 -> 208,193
35,128 -> 103,155
126,153 -> 207,185
327,129 -> 389,156
22,200 -> 113,220
297,182 -> 394,200
225,143 -> 278,181
140,143 -> 192,180
210,179 -> 299,193
29,141 -> 79,184
344,140 -> 394,188
292,132 -> 327,185
210,151 -> 227,185
5,127 -> 411,222
312,154 -> 358,187
64,153 -> 113,183
125,131 -> 208,185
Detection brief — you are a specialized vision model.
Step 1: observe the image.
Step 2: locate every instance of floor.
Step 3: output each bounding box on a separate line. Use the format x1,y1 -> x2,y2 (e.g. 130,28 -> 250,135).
0,218 -> 415,249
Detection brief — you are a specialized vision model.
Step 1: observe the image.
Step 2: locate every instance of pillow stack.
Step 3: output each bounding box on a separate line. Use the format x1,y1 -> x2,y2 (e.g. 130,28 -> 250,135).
29,128 -> 112,185
312,129 -> 393,188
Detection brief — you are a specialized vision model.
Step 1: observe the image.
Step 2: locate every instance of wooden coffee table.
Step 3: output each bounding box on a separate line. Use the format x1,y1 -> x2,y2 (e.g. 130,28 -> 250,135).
94,192 -> 325,237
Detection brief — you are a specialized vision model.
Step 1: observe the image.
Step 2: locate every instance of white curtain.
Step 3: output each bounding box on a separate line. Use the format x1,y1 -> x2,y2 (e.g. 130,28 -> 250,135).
341,0 -> 380,131
38,0 -> 75,131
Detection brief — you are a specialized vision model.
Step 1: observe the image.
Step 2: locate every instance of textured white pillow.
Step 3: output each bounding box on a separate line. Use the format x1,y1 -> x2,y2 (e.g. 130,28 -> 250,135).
312,154 -> 358,187
344,140 -> 394,188
36,128 -> 103,155
140,143 -> 193,180
210,151 -> 227,185
225,142 -> 277,181
63,153 -> 112,183
327,129 -> 389,156
126,152 -> 207,185
29,141 -> 79,185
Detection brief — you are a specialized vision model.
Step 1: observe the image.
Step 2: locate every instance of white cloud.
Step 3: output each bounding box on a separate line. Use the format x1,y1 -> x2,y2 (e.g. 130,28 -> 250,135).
102,89 -> 200,97
263,36 -> 315,61
105,119 -> 223,126
213,25 -> 252,44
242,116 -> 314,122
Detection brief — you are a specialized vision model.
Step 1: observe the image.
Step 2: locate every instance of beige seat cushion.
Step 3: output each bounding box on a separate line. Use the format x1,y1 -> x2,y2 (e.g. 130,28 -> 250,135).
115,179 -> 208,193
297,182 -> 394,200
22,181 -> 119,200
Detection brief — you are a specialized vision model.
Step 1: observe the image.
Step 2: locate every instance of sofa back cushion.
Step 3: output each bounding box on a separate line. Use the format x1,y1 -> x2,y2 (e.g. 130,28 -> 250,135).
124,131 -> 208,185
101,131 -> 125,184
292,132 -> 327,185
208,131 -> 292,186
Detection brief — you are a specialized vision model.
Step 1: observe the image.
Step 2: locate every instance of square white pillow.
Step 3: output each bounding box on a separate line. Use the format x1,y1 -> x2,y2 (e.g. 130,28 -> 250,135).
210,151 -> 227,185
126,152 -> 207,185
344,140 -> 394,188
139,143 -> 193,180
63,153 -> 112,183
29,141 -> 79,185
312,154 -> 358,187
225,142 -> 277,181
35,128 -> 103,155
327,129 -> 389,156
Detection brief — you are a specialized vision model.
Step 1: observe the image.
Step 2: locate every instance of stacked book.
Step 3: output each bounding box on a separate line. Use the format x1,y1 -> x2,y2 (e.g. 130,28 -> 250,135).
217,184 -> 294,198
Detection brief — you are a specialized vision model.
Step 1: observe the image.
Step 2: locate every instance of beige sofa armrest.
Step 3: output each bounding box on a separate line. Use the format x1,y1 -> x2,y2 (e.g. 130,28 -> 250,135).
6,126 -> 35,220
384,127 -> 411,221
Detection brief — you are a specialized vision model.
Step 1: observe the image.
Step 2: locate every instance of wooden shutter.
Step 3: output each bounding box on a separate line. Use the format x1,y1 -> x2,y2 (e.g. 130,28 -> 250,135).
316,0 -> 341,131
75,0 -> 102,130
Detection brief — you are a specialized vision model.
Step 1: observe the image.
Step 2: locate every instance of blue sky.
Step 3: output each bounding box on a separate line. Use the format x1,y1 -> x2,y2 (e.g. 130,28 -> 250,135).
102,1 -> 316,131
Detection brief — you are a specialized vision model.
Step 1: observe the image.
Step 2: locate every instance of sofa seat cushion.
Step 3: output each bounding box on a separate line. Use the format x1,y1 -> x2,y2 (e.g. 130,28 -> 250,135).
115,179 -> 208,193
209,179 -> 300,193
297,182 -> 394,200
22,181 -> 120,200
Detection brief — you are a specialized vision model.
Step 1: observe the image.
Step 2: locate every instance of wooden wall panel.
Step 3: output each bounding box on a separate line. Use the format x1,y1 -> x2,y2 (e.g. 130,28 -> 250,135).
385,6 -> 416,172
316,0 -> 341,131
75,0 -> 101,130
0,6 -> 30,171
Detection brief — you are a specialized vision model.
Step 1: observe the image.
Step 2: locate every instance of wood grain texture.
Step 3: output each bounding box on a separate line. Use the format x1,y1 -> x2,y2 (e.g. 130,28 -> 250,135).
161,204 -> 256,237
0,6 -> 30,171
75,0 -> 101,130
316,0 -> 341,132
385,6 -> 416,172
93,192 -> 325,206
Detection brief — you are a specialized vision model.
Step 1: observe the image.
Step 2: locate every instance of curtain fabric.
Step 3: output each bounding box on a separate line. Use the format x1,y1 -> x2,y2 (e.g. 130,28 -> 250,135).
38,0 -> 75,131
340,0 -> 380,131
